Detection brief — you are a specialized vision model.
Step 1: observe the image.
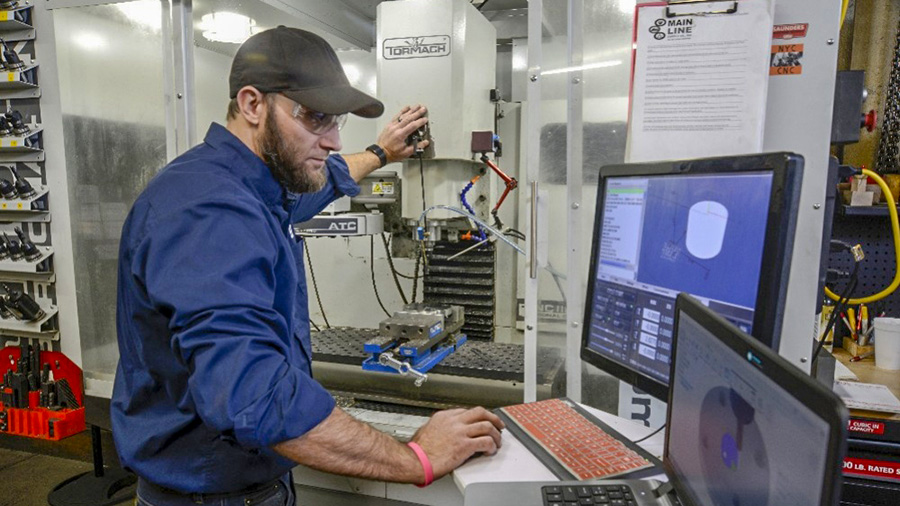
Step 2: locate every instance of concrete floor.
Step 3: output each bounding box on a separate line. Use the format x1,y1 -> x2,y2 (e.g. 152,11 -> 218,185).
0,447 -> 97,506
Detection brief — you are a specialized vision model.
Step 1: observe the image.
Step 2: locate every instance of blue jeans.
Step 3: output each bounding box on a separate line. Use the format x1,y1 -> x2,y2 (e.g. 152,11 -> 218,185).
135,473 -> 294,506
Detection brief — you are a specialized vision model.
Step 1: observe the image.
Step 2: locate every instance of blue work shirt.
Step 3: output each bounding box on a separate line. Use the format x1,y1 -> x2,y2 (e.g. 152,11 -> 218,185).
111,123 -> 360,493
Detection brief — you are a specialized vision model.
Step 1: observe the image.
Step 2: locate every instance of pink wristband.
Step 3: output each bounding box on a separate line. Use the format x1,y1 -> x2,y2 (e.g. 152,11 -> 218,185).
407,442 -> 434,487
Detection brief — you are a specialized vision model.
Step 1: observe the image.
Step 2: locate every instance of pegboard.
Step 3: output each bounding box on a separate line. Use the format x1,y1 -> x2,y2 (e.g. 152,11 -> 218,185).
829,213 -> 900,316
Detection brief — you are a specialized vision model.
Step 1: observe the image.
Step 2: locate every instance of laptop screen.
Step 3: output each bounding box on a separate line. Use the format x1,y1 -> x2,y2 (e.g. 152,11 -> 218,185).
666,309 -> 834,506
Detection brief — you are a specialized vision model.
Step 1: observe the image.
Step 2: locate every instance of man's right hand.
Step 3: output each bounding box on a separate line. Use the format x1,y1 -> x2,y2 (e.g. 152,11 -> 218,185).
410,407 -> 506,480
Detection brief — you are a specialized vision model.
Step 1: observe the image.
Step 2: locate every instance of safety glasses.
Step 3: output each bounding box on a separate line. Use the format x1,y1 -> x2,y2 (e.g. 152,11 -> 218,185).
281,94 -> 347,134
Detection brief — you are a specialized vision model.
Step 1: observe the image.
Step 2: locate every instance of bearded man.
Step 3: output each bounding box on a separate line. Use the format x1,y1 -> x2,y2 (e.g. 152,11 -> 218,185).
112,27 -> 503,506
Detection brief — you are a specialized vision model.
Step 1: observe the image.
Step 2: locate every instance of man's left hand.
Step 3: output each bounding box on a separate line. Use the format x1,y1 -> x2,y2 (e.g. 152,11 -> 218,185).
377,105 -> 429,164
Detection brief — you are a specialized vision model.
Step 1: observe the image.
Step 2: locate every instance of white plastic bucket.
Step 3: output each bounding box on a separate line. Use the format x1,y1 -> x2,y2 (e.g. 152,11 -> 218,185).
873,317 -> 900,370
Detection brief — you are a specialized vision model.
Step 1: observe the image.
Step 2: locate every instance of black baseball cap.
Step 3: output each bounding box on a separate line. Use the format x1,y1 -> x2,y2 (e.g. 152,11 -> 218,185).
229,26 -> 384,118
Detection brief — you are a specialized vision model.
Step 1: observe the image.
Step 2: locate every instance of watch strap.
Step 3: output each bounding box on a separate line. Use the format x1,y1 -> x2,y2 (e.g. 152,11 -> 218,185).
366,144 -> 387,168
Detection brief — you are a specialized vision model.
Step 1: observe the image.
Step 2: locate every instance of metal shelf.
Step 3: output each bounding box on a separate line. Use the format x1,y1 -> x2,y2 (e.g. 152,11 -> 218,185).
0,4 -> 34,41
0,302 -> 58,341
0,125 -> 42,152
0,245 -> 52,274
0,64 -> 38,99
0,184 -> 49,222
838,204 -> 895,217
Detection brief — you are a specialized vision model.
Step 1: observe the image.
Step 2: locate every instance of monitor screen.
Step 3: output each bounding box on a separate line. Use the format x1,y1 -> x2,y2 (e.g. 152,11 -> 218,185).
665,297 -> 845,506
581,153 -> 803,400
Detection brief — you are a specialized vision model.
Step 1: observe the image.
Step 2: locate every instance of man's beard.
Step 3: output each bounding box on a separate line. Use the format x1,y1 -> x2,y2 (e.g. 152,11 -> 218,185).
258,113 -> 327,194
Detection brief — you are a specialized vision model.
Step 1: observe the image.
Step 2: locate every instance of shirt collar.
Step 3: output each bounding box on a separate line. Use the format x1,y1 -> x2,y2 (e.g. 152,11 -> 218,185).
203,123 -> 286,210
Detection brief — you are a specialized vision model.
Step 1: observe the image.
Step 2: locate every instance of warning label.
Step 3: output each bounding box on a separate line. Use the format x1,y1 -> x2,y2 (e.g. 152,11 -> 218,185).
372,182 -> 394,195
770,44 -> 804,75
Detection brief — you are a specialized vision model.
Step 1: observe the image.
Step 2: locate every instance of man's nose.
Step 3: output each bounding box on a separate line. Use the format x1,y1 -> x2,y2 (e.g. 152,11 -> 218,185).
320,125 -> 342,152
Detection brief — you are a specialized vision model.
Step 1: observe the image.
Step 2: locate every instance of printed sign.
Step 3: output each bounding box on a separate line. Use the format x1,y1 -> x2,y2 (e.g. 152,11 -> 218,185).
770,44 -> 804,75
383,36 -> 451,60
773,23 -> 809,40
848,419 -> 886,435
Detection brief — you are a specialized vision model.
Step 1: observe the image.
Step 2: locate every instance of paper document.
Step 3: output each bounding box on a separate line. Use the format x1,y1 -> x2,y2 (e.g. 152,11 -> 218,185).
627,0 -> 774,162
834,380 -> 900,414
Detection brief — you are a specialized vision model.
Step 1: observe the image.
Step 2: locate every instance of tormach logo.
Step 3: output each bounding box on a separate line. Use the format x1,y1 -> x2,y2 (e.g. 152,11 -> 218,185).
383,35 -> 451,60
649,18 -> 695,40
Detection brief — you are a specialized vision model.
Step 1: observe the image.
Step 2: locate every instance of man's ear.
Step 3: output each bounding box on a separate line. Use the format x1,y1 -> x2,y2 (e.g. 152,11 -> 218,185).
235,86 -> 267,127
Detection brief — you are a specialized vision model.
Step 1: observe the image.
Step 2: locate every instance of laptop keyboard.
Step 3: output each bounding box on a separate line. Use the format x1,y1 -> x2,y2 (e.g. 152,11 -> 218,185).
542,484 -> 637,506
500,398 -> 654,480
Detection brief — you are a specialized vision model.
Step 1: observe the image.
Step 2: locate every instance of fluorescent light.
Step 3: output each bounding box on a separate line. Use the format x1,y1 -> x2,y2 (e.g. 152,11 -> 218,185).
619,0 -> 637,14
116,0 -> 162,31
541,60 -> 623,76
73,32 -> 107,50
199,12 -> 261,44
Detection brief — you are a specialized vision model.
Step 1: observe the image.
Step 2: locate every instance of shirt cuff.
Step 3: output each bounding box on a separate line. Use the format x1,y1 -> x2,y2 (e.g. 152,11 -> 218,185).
326,154 -> 361,198
233,367 -> 337,449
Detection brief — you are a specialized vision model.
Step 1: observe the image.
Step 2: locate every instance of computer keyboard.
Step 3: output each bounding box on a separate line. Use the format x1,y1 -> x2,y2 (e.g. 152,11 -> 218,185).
497,398 -> 658,481
542,484 -> 637,506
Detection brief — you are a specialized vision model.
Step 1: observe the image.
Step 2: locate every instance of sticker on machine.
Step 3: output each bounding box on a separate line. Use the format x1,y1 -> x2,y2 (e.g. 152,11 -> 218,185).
372,182 -> 394,195
773,23 -> 809,40
770,44 -> 804,76
383,35 -> 451,60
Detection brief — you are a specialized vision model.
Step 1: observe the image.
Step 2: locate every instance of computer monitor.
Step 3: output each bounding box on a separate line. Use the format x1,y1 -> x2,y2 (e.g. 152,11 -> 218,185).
666,293 -> 847,506
581,153 -> 804,400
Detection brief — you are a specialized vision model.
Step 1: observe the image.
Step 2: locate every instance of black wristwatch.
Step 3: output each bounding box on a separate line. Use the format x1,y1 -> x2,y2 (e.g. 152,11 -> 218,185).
366,144 -> 387,168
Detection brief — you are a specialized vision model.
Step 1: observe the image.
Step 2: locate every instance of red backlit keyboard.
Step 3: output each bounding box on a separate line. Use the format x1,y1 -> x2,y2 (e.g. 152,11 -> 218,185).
497,398 -> 658,481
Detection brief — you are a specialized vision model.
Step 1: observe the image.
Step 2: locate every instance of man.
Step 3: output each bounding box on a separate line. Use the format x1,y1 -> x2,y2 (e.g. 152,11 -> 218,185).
112,26 -> 504,506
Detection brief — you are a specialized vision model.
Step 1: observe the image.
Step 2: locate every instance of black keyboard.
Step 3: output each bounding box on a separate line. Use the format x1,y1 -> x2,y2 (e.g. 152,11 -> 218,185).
542,484 -> 637,506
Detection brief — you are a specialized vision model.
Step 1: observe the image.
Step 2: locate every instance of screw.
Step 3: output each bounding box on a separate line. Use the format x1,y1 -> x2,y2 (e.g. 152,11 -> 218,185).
571,202 -> 579,209
572,77 -> 581,84
530,75 -> 538,82
813,203 -> 821,209
827,39 -> 835,45
800,357 -> 808,363
526,325 -> 534,330
571,322 -> 579,328
176,93 -> 183,99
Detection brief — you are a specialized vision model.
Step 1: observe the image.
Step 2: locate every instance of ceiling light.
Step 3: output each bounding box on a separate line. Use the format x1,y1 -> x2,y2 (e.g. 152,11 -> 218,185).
541,60 -> 623,76
116,0 -> 162,31
199,12 -> 261,44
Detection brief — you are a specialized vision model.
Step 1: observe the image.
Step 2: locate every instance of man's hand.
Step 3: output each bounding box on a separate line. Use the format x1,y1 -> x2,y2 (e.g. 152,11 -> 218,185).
410,406 -> 506,480
378,105 -> 430,164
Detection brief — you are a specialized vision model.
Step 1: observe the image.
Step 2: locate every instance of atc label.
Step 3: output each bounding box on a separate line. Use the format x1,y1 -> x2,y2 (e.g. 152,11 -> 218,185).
770,44 -> 804,76
383,36 -> 451,60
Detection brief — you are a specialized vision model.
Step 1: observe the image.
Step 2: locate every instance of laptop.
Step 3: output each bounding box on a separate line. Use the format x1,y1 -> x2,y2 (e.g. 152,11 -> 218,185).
464,293 -> 849,506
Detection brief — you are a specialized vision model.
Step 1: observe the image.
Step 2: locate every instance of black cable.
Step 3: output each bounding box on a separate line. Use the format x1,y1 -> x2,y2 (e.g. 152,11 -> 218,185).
412,246 -> 422,304
633,424 -> 666,444
476,0 -> 491,11
812,263 -> 860,367
303,239 -> 330,329
371,236 -> 392,317
419,155 -> 427,231
310,320 -> 321,332
381,233 -> 409,304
